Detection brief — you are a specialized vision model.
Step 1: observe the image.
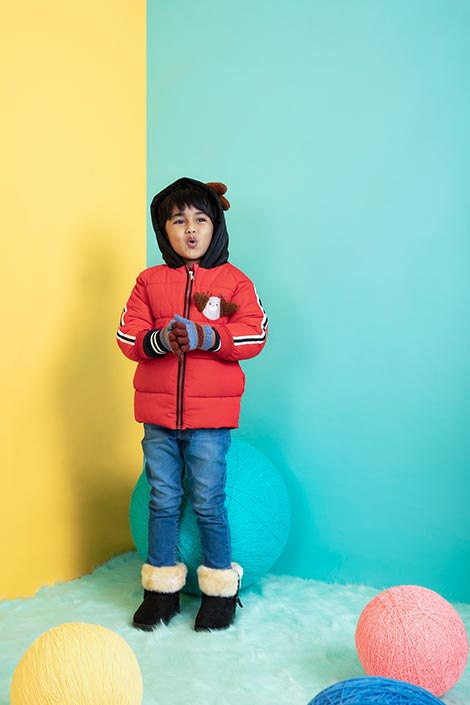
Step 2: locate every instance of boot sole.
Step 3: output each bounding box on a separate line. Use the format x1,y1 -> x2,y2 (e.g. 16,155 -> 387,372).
132,611 -> 179,630
132,621 -> 159,631
194,623 -> 231,632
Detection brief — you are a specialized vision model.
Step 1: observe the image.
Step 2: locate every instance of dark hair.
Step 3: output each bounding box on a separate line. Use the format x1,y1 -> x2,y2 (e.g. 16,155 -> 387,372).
157,186 -> 217,233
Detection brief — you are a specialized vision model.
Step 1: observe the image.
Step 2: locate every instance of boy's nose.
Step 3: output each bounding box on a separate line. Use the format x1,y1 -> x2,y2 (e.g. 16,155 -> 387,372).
185,222 -> 196,233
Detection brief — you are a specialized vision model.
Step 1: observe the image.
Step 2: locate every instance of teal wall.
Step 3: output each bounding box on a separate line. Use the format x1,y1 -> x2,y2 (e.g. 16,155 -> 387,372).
147,1 -> 470,601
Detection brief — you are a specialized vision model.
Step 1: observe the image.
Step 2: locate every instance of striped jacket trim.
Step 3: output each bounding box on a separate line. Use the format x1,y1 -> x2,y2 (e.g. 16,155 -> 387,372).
120,305 -> 128,327
149,330 -> 167,356
116,329 -> 136,346
233,288 -> 268,347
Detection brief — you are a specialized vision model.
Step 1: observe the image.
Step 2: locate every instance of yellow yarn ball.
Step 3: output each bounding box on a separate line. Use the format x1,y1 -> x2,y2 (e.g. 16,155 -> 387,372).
10,622 -> 143,705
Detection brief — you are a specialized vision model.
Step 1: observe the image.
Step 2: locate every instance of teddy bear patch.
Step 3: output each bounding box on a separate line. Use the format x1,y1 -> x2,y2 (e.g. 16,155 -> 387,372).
194,292 -> 238,321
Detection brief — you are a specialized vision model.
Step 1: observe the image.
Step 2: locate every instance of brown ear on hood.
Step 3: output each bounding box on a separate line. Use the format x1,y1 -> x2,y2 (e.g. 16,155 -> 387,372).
194,292 -> 210,312
206,182 -> 230,211
220,297 -> 238,316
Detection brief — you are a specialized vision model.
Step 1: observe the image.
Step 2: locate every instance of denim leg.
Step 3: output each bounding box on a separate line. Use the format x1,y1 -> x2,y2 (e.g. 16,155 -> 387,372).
142,424 -> 184,567
182,428 -> 232,570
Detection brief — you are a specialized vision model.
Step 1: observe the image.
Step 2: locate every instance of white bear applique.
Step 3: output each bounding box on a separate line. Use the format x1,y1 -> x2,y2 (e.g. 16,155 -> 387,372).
203,296 -> 221,320
194,292 -> 238,321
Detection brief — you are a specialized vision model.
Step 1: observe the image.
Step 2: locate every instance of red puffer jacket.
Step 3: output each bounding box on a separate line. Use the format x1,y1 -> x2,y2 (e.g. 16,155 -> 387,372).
117,262 -> 267,429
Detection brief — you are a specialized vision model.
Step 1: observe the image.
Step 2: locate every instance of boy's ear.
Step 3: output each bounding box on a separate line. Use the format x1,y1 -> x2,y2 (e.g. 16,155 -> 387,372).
206,182 -> 230,211
220,297 -> 238,316
194,292 -> 210,312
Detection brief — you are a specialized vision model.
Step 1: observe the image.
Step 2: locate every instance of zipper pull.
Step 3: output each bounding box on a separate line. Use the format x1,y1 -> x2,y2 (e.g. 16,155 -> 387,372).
188,269 -> 194,281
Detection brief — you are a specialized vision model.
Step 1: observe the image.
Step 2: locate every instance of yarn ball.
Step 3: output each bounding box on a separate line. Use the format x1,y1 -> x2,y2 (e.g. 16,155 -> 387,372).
129,438 -> 290,594
10,622 -> 143,705
355,585 -> 469,697
307,676 -> 445,705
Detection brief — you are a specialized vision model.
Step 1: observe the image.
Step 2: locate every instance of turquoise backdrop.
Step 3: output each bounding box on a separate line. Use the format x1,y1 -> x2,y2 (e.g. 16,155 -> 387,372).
146,0 -> 470,601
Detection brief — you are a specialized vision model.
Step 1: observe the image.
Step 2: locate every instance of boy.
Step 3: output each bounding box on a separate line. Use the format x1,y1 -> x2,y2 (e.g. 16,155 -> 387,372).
117,177 -> 267,631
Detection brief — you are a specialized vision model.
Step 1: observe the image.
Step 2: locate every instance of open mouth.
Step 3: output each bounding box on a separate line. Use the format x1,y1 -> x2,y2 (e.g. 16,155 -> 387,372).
187,237 -> 198,248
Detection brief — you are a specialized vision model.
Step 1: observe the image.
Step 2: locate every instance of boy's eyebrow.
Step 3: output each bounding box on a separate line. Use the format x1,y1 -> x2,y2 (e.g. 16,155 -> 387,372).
169,210 -> 206,218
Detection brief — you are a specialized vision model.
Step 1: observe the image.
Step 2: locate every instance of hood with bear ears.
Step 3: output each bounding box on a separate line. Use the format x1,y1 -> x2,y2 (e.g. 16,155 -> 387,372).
150,177 -> 229,269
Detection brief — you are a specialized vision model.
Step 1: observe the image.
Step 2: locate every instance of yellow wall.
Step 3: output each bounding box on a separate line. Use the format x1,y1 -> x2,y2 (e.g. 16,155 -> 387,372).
0,2 -> 146,598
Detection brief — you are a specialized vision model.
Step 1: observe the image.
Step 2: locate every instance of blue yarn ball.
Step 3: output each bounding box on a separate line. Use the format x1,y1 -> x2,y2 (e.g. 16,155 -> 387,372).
308,677 -> 445,705
129,439 -> 290,594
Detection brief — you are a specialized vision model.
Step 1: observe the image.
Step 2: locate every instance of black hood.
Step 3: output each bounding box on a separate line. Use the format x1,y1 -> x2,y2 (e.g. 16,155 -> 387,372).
150,177 -> 229,269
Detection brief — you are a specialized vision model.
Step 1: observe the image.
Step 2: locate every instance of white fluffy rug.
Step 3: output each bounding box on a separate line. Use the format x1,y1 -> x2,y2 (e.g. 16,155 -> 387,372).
1,552 -> 469,705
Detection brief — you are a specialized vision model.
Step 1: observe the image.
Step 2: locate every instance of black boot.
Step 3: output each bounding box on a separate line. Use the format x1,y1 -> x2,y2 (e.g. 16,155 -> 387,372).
195,593 -> 243,631
132,562 -> 187,631
133,589 -> 180,630
194,563 -> 243,632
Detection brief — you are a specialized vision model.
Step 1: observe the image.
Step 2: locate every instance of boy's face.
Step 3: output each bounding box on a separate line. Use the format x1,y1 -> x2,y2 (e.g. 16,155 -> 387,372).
165,205 -> 214,265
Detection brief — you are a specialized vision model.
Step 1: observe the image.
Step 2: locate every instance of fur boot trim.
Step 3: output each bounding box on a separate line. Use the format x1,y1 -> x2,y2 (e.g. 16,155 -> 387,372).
142,563 -> 187,593
197,563 -> 243,597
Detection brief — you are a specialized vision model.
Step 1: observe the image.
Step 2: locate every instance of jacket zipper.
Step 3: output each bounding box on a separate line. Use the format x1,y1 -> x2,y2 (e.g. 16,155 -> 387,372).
176,267 -> 195,429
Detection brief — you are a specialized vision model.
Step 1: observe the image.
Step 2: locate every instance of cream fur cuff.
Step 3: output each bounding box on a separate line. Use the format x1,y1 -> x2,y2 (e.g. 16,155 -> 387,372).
197,563 -> 243,597
142,563 -> 187,593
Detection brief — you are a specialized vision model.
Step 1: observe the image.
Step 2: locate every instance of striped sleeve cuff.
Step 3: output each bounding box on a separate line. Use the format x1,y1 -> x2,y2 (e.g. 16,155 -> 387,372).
208,329 -> 221,352
143,330 -> 169,357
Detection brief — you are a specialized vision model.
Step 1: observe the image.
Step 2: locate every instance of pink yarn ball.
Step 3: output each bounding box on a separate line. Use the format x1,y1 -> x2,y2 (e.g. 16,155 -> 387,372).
355,585 -> 469,697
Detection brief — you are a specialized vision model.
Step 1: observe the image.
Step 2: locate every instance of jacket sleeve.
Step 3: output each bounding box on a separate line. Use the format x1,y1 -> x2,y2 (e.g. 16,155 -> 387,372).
212,276 -> 268,362
116,274 -> 169,362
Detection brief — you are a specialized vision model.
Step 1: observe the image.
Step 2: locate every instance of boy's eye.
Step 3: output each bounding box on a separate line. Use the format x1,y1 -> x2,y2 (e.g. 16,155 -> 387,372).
197,217 -> 207,222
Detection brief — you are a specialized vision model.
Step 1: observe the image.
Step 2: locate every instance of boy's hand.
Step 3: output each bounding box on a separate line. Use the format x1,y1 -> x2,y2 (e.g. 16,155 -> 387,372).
160,321 -> 185,361
172,314 -> 215,352
171,319 -> 191,354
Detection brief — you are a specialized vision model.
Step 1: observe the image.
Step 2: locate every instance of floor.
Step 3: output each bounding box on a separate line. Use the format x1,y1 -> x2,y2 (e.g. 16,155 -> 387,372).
1,552 -> 469,705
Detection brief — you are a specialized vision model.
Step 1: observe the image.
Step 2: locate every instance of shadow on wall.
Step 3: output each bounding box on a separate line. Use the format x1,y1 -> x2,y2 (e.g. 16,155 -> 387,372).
233,223 -> 315,578
54,230 -> 138,572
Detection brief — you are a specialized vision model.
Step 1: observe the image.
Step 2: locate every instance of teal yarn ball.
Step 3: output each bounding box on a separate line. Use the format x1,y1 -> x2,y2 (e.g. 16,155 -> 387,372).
129,439 -> 290,594
308,677 -> 445,705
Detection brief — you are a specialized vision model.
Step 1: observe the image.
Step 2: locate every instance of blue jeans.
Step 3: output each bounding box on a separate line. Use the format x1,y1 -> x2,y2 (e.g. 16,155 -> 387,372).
142,424 -> 232,570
